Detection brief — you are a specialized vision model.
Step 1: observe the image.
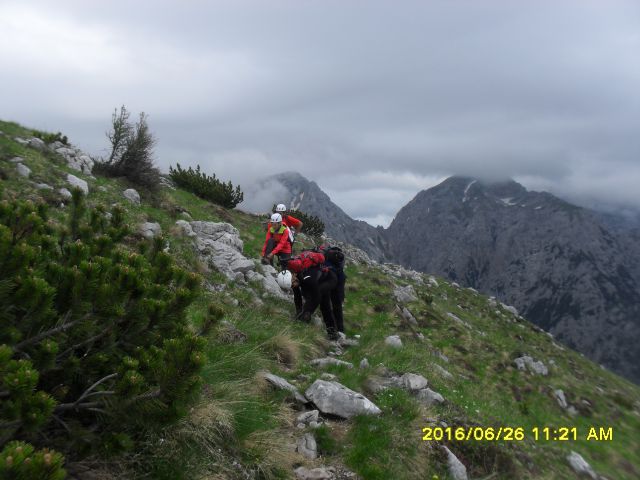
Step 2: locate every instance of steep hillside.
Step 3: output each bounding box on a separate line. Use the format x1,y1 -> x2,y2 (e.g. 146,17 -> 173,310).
386,177 -> 640,384
1,121 -> 639,480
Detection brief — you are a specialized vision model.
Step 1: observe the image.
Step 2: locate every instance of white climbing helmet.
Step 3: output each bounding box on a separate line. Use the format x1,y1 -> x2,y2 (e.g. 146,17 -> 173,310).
276,270 -> 292,289
275,203 -> 287,212
270,213 -> 282,223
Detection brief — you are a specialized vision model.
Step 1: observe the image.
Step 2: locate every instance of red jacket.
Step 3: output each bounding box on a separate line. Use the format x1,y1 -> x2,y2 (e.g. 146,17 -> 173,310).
282,214 -> 302,231
262,225 -> 292,256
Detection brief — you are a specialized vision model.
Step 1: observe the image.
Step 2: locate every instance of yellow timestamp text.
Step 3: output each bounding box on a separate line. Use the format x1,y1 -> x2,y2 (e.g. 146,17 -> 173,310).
421,426 -> 613,442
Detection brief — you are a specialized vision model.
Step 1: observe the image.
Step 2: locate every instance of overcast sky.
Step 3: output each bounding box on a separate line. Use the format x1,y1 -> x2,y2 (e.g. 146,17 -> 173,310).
2,0 -> 639,226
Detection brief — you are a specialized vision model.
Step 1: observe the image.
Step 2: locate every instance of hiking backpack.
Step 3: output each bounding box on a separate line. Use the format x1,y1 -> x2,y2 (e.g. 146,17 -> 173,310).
318,245 -> 345,270
286,250 -> 325,273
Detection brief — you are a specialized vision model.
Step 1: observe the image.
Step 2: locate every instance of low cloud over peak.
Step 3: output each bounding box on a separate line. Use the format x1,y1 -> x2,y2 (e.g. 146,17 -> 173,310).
2,0 -> 639,224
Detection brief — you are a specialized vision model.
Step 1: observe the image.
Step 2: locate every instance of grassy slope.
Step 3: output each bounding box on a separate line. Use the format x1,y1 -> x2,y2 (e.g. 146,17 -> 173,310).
1,120 -> 639,479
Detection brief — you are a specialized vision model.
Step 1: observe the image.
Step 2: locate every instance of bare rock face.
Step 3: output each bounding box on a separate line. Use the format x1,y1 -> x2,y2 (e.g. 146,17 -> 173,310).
177,220 -> 288,298
305,380 -> 381,419
386,176 -> 640,384
55,146 -> 94,174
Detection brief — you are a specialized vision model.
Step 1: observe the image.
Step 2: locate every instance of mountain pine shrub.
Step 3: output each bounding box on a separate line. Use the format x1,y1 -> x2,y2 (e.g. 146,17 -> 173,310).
94,106 -> 161,191
169,163 -> 244,209
0,189 -> 206,474
293,210 -> 325,237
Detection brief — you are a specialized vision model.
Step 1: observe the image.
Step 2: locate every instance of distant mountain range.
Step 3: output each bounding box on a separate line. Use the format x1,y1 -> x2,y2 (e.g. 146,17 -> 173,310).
259,172 -> 640,384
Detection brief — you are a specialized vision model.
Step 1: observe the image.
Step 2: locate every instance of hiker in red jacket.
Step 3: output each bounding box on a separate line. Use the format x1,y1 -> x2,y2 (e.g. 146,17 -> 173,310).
287,251 -> 340,340
275,204 -> 303,239
261,213 -> 293,267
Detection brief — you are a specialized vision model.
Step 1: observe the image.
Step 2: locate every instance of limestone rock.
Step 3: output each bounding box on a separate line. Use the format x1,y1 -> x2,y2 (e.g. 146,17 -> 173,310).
296,433 -> 317,459
175,220 -> 196,237
416,388 -> 445,406
393,284 -> 418,304
28,137 -> 46,150
432,364 -> 453,380
399,373 -> 428,392
294,466 -> 334,480
55,146 -> 94,174
359,358 -> 370,369
296,410 -> 319,425
514,355 -> 549,376
554,389 -> 568,409
58,188 -> 72,199
139,222 -> 162,239
310,357 -> 354,369
67,174 -> 88,194
35,183 -> 53,190
442,446 -> 468,480
261,372 -> 308,404
566,451 -> 598,479
123,188 -> 140,205
16,163 -> 31,178
385,335 -> 403,348
305,380 -> 381,419
9,156 -> 23,163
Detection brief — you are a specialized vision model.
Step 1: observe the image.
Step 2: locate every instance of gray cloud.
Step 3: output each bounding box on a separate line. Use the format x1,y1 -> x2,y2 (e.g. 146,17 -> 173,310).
2,0 -> 640,226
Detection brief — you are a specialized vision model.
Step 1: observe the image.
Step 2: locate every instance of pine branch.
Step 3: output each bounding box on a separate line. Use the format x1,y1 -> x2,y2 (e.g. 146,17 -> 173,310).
55,373 -> 118,413
14,312 -> 86,351
56,326 -> 112,359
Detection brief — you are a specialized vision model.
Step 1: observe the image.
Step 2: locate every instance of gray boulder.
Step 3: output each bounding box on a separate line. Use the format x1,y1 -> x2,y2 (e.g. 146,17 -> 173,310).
432,364 -> 453,380
16,163 -> 31,178
35,183 -> 53,190
67,174 -> 89,194
55,146 -> 94,174
385,335 -> 403,348
261,372 -> 307,404
442,446 -> 468,480
305,380 -> 381,419
139,222 -> 162,239
123,188 -> 140,205
416,388 -> 445,406
566,451 -> 598,479
28,137 -> 46,150
554,389 -> 568,409
58,188 -> 72,199
310,357 -> 354,369
296,410 -> 320,425
514,355 -> 549,376
9,156 -> 23,163
296,433 -> 317,459
393,284 -> 418,304
294,467 -> 334,480
399,373 -> 428,392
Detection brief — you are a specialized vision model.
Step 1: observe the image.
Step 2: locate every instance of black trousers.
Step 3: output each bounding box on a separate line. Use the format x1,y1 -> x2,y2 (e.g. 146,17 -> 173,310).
330,277 -> 345,333
299,268 -> 339,336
